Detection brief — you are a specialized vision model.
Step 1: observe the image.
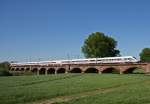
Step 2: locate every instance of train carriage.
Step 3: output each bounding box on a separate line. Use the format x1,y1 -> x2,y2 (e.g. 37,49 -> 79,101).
10,56 -> 138,66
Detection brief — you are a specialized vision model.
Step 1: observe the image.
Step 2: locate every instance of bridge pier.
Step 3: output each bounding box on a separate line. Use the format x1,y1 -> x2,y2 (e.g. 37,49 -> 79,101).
146,64 -> 150,74
65,71 -> 68,74
45,69 -> 48,75
37,70 -> 40,76
54,70 -> 57,74
81,71 -> 84,74
98,70 -> 102,74
119,71 -> 123,74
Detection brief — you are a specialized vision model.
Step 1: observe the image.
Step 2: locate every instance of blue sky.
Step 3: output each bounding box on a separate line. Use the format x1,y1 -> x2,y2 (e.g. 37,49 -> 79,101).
0,0 -> 150,62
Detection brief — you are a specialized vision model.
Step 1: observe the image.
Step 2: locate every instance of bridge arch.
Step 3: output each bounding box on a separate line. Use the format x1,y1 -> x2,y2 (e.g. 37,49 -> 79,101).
16,68 -> 20,71
57,68 -> 66,74
26,68 -> 30,71
31,68 -> 38,74
39,68 -> 46,75
84,67 -> 99,73
70,68 -> 82,73
123,67 -> 145,74
21,68 -> 25,71
47,68 -> 55,74
102,67 -> 120,74
11,68 -> 15,71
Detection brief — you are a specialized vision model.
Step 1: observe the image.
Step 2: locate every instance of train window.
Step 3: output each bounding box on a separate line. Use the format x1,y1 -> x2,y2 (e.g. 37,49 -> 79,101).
105,59 -> 108,61
62,61 -> 66,63
104,59 -> 108,61
72,61 -> 77,62
51,62 -> 56,63
133,57 -> 136,59
90,60 -> 96,61
124,58 -> 128,60
128,58 -> 133,60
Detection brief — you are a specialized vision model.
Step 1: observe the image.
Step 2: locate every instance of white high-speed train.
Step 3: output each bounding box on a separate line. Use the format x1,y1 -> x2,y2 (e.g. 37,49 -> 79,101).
11,56 -> 138,66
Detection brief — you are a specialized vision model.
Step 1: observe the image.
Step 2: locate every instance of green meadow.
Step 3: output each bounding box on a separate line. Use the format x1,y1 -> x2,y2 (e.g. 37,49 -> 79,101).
0,74 -> 150,104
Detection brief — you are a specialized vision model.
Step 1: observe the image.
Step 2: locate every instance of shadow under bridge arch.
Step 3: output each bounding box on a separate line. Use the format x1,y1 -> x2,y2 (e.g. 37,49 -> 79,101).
123,67 -> 145,74
57,68 -> 66,74
102,67 -> 120,74
47,68 -> 55,74
84,67 -> 99,73
31,68 -> 38,74
70,68 -> 82,73
39,68 -> 46,75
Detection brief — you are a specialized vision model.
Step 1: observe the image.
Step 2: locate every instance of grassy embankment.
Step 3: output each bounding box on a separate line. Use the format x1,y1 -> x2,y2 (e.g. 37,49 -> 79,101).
0,74 -> 150,104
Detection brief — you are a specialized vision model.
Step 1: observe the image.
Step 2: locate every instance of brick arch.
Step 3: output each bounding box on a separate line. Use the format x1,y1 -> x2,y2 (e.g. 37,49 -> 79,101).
31,68 -> 38,74
21,68 -> 25,71
82,66 -> 98,71
84,67 -> 99,73
26,68 -> 30,71
123,66 -> 146,74
11,68 -> 15,71
57,68 -> 66,74
16,68 -> 20,71
47,68 -> 55,74
101,67 -> 120,74
70,68 -> 82,73
39,68 -> 46,75
78,67 -> 86,72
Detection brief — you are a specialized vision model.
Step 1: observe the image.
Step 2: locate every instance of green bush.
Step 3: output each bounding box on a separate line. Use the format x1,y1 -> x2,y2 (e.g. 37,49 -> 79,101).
0,62 -> 12,76
0,67 -> 12,76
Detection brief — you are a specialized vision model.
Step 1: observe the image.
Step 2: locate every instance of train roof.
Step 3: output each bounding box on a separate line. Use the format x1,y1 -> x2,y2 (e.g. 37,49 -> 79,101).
10,56 -> 136,65
66,56 -> 135,61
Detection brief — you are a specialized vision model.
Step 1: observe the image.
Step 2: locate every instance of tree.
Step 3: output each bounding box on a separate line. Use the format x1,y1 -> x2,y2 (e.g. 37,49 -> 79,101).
140,48 -> 150,62
0,62 -> 12,76
0,61 -> 10,70
81,32 -> 120,58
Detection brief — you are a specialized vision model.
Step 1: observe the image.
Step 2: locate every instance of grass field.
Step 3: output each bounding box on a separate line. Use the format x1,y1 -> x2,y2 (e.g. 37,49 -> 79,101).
0,74 -> 150,104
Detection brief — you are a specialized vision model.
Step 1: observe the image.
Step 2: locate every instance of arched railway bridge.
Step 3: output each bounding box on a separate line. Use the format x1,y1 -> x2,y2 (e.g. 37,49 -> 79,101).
10,63 -> 150,75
